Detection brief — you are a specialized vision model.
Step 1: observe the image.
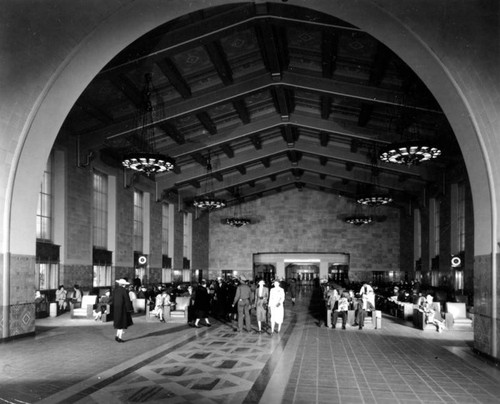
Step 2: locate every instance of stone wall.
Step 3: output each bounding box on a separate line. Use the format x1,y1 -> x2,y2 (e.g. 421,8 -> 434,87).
209,189 -> 401,279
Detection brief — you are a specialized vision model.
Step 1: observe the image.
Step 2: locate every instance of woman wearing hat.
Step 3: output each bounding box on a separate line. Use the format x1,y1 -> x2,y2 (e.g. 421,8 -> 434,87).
253,279 -> 269,333
268,279 -> 285,334
113,278 -> 134,342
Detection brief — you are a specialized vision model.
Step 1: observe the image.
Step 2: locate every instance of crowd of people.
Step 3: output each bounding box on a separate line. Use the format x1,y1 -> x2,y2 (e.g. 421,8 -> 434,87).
100,275 -> 297,339
41,276 -> 457,342
320,281 -> 376,330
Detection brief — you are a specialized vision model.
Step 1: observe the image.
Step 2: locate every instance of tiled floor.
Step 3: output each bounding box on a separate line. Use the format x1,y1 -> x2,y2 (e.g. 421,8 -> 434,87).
1,288 -> 499,403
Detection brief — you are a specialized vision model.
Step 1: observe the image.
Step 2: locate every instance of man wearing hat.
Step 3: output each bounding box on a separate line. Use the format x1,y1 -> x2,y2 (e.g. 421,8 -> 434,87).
232,276 -> 252,332
253,279 -> 269,333
113,278 -> 134,342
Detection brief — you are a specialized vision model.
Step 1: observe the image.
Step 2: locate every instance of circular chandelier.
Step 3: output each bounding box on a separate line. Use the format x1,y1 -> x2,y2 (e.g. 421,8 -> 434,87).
224,217 -> 251,227
193,151 -> 226,210
121,74 -> 175,176
357,195 -> 392,206
122,153 -> 175,176
344,215 -> 373,226
193,195 -> 226,210
379,141 -> 441,166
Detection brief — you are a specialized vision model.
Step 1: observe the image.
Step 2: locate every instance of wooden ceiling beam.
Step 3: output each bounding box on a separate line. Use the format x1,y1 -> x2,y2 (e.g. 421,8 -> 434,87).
204,40 -> 233,85
196,111 -> 217,135
233,99 -> 250,124
220,143 -> 234,159
80,71 -> 441,146
321,30 -> 339,79
156,57 -> 191,98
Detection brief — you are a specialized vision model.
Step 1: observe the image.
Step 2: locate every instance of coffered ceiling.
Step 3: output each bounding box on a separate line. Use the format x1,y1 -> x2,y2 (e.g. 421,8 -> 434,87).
63,2 -> 463,209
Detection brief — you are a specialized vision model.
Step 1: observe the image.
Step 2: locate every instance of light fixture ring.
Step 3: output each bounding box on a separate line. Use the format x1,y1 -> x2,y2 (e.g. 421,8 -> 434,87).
356,195 -> 393,206
379,141 -> 441,166
122,152 -> 175,176
344,215 -> 373,226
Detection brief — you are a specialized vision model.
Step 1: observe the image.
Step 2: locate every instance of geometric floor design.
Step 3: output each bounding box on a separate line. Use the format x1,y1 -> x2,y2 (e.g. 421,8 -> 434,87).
80,327 -> 287,404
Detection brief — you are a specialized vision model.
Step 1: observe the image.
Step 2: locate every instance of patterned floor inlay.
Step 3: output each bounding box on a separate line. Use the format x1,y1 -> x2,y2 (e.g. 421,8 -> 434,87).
66,322 -> 295,404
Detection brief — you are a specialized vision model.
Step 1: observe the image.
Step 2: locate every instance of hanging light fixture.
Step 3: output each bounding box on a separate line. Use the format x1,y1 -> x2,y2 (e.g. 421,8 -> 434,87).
225,217 -> 251,227
345,185 -> 373,226
122,74 -> 175,176
379,141 -> 441,166
193,152 -> 226,210
344,215 -> 373,226
357,154 -> 392,207
224,191 -> 251,227
379,92 -> 441,166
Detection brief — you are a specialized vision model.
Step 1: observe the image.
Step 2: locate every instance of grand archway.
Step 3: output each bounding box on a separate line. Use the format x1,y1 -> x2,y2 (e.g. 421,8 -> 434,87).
2,0 -> 497,357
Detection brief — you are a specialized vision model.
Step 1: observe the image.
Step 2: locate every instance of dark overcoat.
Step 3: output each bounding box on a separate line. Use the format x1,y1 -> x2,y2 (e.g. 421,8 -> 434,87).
193,285 -> 211,318
113,285 -> 134,329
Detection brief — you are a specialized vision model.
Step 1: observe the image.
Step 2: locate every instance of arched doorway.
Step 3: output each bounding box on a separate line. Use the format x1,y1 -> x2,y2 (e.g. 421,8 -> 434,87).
2,0 -> 495,356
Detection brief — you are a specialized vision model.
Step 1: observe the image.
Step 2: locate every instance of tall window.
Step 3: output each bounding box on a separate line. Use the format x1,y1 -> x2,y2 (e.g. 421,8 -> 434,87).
37,262 -> 58,290
93,264 -> 111,287
433,199 -> 440,257
414,208 -> 422,260
457,182 -> 466,252
36,155 -> 53,241
183,211 -> 192,268
93,171 -> 108,249
133,190 -> 144,252
161,203 -> 170,256
161,203 -> 173,283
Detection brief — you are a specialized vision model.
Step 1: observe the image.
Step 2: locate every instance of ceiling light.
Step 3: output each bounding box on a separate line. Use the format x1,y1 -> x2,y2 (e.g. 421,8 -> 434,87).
356,157 -> 393,206
223,190 -> 250,226
357,195 -> 392,206
193,152 -> 226,210
224,217 -> 251,227
344,215 -> 373,226
122,74 -> 175,176
379,141 -> 441,166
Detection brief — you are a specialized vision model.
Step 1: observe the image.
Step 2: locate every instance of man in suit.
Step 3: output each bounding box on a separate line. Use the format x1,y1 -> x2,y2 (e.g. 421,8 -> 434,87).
232,276 -> 252,332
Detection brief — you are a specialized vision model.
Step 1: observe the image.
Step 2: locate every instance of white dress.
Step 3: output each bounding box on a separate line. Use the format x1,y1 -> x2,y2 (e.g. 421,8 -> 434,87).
269,286 -> 285,324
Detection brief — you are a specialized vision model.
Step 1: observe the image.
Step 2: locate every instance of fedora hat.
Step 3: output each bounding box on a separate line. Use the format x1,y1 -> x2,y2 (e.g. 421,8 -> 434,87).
116,278 -> 130,285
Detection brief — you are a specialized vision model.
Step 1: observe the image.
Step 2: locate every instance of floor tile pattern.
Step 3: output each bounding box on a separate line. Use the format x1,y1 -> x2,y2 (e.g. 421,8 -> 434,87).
69,324 -> 294,404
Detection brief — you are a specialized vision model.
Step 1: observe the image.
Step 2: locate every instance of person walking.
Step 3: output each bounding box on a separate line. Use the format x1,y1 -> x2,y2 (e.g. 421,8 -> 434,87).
232,276 -> 252,332
288,278 -> 297,305
254,279 -> 269,333
269,279 -> 285,334
113,278 -> 134,342
193,279 -> 212,328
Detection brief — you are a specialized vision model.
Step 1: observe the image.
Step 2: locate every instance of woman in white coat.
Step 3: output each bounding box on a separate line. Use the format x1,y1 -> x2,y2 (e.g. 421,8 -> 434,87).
269,280 -> 285,334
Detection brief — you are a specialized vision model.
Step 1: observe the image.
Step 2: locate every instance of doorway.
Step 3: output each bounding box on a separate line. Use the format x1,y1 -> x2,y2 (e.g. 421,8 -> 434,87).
254,264 -> 276,285
286,263 -> 320,290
